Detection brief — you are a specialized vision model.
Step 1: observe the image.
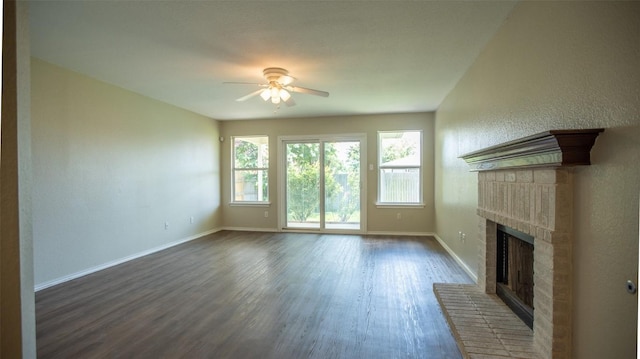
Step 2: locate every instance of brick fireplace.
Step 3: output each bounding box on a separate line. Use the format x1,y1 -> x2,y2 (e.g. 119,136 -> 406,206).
442,129 -> 603,358
477,167 -> 573,357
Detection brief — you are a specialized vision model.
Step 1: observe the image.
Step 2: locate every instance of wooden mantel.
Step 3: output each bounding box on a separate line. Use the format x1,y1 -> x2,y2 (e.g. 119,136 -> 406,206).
460,129 -> 604,171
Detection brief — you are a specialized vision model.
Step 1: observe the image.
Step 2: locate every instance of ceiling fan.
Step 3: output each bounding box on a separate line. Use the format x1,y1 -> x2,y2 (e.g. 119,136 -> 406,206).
224,67 -> 329,107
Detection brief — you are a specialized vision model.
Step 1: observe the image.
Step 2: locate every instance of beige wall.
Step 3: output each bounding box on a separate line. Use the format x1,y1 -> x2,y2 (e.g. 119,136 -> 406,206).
435,2 -> 639,358
31,59 -> 222,288
220,113 -> 435,234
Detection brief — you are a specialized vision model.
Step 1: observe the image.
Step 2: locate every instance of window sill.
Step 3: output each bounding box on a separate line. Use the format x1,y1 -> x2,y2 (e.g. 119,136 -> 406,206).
375,202 -> 425,209
229,201 -> 271,207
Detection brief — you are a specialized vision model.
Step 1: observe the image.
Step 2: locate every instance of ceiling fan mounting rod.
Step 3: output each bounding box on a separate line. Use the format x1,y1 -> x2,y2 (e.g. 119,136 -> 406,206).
268,81 -> 282,89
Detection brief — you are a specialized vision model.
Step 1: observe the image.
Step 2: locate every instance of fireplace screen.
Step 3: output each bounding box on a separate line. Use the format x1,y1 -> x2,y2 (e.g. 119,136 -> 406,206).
496,225 -> 534,329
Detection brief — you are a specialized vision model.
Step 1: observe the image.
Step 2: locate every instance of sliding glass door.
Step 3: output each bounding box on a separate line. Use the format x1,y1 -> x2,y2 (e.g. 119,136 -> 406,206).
324,141 -> 361,230
282,136 -> 364,232
285,141 -> 321,229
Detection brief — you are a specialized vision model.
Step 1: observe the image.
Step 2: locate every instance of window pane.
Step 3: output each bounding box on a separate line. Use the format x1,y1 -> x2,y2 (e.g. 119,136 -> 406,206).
380,131 -> 420,167
234,169 -> 268,201
234,136 -> 268,169
378,131 -> 422,204
380,168 -> 420,203
233,135 -> 268,202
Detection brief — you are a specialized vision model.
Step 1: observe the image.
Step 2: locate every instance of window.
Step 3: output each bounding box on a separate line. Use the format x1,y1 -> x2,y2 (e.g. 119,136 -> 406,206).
232,136 -> 269,203
378,130 -> 422,205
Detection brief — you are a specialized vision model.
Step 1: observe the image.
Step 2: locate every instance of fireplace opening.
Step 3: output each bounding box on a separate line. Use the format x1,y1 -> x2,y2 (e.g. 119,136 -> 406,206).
496,225 -> 534,329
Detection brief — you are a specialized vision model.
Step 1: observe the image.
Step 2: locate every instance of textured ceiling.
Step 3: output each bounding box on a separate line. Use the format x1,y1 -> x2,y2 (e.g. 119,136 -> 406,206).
29,1 -> 516,120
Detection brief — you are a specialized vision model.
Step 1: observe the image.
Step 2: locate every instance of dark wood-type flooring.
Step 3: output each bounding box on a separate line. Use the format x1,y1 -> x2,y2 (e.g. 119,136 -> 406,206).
36,231 -> 473,358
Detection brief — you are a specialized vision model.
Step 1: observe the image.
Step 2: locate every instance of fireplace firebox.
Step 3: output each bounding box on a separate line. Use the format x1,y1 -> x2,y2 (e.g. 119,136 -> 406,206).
496,225 -> 534,329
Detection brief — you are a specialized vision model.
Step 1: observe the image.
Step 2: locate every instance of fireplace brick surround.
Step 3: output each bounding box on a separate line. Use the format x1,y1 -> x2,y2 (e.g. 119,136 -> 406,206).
444,129 -> 604,358
477,168 -> 573,357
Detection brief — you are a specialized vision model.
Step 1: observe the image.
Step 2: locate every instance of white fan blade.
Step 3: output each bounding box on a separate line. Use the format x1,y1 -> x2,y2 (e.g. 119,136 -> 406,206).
223,82 -> 267,87
236,89 -> 264,102
287,86 -> 329,97
280,75 -> 296,86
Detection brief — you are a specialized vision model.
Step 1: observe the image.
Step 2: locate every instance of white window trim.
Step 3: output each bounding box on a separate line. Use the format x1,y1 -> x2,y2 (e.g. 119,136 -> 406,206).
231,135 -> 269,204
375,202 -> 425,208
377,130 -> 424,206
229,201 -> 271,207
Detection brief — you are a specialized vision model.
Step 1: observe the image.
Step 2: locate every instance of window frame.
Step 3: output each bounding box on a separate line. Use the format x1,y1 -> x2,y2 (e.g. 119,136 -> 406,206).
376,130 -> 424,208
231,135 -> 270,206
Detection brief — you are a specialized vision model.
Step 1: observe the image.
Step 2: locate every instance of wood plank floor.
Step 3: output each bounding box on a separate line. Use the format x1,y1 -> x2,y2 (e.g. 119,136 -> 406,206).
36,231 -> 473,358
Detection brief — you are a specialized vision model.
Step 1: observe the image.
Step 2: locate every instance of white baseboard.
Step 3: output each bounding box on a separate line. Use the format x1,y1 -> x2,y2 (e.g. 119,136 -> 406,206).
221,226 -> 279,233
432,233 -> 478,283
221,227 -> 438,238
365,230 -> 432,237
220,227 -> 435,238
34,228 -> 222,292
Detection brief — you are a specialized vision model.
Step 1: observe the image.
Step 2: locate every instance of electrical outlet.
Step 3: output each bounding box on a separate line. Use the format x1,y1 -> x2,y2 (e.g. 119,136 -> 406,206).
165,221 -> 169,230
264,211 -> 269,218
190,216 -> 194,224
396,212 -> 401,220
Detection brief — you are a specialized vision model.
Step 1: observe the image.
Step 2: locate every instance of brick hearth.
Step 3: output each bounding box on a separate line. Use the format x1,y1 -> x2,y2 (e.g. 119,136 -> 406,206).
434,283 -> 537,359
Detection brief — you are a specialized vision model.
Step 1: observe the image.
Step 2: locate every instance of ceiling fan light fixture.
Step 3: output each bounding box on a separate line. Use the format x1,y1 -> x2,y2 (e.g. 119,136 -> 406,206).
280,89 -> 291,102
260,89 -> 271,101
270,87 -> 281,104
